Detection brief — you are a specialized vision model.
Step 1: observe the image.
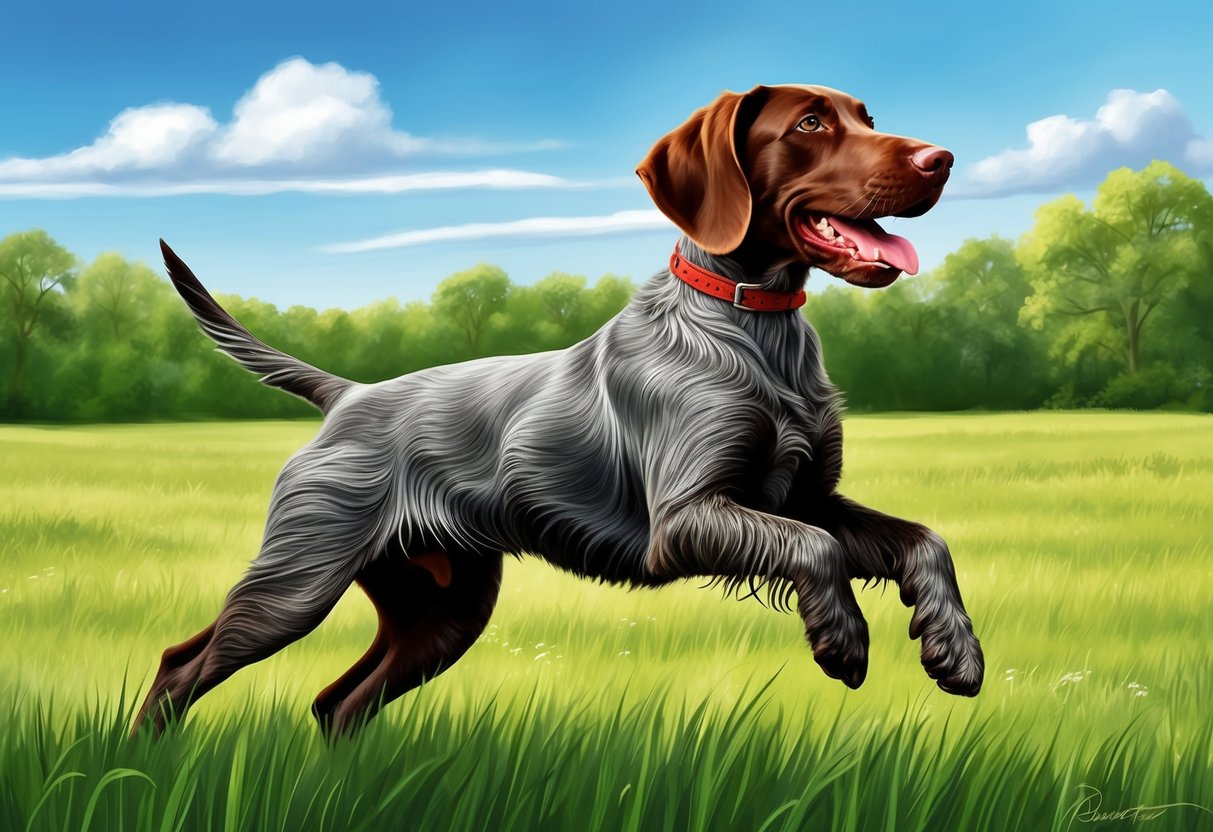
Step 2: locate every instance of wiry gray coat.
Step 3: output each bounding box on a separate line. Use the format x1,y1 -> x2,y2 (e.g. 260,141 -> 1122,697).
298,237 -> 839,584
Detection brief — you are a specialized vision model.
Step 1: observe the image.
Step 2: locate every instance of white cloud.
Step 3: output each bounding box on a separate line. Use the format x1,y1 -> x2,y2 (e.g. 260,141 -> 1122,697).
0,170 -> 579,199
0,104 -> 218,179
1186,136 -> 1213,169
321,210 -> 673,253
0,57 -> 563,198
955,89 -> 1213,198
209,58 -> 423,167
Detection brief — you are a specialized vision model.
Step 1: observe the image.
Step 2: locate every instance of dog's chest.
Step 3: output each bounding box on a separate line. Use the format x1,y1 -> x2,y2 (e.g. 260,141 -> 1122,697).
747,335 -> 842,510
741,386 -> 834,511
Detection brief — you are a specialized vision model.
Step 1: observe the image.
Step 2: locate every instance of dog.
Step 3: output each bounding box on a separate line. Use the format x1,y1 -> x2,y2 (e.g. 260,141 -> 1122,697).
133,84 -> 984,738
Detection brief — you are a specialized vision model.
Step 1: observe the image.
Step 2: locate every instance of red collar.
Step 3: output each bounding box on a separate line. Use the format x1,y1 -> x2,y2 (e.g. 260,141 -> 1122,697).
669,245 -> 806,312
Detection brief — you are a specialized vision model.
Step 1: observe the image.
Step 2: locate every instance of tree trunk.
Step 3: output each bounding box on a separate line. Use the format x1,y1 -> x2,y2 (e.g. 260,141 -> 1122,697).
9,335 -> 27,415
1126,304 -> 1140,374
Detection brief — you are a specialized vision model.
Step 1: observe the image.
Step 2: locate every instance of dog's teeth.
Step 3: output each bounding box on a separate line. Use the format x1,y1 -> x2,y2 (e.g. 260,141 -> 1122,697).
872,247 -> 882,261
823,226 -> 835,239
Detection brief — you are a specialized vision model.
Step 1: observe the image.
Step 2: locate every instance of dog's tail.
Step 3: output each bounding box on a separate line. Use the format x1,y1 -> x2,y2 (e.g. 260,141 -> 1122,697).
160,239 -> 354,414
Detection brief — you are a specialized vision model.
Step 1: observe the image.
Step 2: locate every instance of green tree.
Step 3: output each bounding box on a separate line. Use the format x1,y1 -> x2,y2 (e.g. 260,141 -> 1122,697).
73,253 -> 166,338
432,264 -> 510,353
493,272 -> 634,356
1019,162 -> 1210,376
1160,187 -> 1213,408
584,274 -> 634,329
502,272 -> 588,351
803,285 -> 872,406
532,272 -> 586,338
0,230 -> 75,410
864,276 -> 965,409
931,236 -> 1045,406
397,300 -> 445,372
349,299 -> 407,381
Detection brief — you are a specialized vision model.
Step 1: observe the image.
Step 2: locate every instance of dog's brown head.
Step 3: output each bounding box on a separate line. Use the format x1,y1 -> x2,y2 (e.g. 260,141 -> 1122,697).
637,84 -> 952,288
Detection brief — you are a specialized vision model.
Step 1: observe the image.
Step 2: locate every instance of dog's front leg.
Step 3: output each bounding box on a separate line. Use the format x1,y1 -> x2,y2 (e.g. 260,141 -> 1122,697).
809,494 -> 984,696
648,493 -> 869,688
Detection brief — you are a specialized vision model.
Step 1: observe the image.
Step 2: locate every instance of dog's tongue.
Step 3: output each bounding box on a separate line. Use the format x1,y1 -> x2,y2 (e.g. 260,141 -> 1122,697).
827,216 -> 919,275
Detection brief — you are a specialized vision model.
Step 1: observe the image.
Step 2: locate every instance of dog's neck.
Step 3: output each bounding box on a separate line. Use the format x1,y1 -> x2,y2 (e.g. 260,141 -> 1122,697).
674,237 -> 809,295
659,237 -> 837,433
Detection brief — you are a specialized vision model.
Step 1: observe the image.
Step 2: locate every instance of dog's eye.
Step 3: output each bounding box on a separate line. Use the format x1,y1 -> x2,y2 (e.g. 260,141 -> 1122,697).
796,114 -> 822,133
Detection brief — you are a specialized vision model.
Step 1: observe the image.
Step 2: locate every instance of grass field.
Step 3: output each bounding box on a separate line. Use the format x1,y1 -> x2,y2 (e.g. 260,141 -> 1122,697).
1,413 -> 1211,831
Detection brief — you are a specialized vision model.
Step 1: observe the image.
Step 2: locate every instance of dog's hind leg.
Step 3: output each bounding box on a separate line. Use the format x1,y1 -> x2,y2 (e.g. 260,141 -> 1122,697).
312,550 -> 503,738
132,449 -> 385,736
132,550 -> 359,735
309,551 -> 454,727
132,622 -> 218,730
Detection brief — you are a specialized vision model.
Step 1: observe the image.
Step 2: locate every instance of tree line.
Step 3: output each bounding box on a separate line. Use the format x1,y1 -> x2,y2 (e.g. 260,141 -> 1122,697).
1,161 -> 1210,421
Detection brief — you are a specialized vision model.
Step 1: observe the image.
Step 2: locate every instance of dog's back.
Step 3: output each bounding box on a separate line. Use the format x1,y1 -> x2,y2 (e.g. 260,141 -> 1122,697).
312,312 -> 656,583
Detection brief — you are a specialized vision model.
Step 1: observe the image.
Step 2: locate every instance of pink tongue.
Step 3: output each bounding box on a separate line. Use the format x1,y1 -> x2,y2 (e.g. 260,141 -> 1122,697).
826,216 -> 919,275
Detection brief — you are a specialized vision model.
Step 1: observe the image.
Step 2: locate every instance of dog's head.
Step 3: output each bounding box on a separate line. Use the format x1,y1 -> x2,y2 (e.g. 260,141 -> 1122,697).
637,84 -> 952,288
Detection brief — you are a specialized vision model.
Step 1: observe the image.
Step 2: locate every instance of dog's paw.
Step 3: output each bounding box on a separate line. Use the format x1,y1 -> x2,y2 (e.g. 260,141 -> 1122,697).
808,613 -> 869,690
911,603 -> 984,697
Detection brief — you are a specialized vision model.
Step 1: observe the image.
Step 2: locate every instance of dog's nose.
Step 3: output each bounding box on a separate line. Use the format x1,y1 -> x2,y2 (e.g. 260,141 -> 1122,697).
910,146 -> 954,177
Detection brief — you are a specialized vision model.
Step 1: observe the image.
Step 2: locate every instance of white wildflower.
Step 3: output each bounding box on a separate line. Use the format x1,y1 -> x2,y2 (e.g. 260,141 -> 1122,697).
1056,670 -> 1092,688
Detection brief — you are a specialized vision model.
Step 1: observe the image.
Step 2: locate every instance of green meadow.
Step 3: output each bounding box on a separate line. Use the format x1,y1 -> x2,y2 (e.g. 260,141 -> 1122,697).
1,413 -> 1211,831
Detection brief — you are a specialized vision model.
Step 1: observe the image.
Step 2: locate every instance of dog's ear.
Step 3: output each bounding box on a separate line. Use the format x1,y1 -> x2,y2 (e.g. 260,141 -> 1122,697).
636,87 -> 765,255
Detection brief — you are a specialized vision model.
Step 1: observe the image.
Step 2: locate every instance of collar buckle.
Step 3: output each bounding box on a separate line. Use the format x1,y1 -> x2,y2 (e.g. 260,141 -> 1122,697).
732,282 -> 763,309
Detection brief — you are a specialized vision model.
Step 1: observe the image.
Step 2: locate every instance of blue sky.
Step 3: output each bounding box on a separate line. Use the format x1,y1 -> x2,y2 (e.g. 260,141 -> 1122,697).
1,0 -> 1210,309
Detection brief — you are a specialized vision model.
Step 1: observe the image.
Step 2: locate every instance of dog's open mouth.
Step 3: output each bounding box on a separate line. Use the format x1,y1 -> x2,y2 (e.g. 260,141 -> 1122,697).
794,214 -> 919,278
